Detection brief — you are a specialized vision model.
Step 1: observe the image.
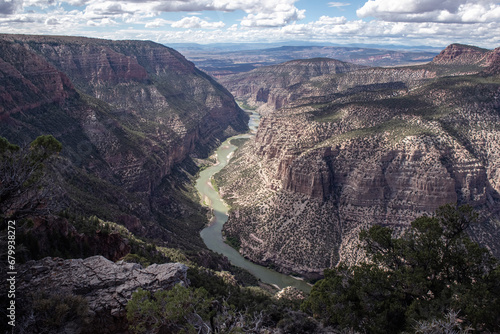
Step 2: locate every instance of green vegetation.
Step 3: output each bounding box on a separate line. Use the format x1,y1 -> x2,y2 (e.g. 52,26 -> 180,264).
302,204 -> 500,333
224,235 -> 241,251
210,177 -> 219,192
127,267 -> 315,334
126,285 -> 212,334
237,100 -> 257,110
229,137 -> 249,148
15,291 -> 90,333
0,135 -> 62,219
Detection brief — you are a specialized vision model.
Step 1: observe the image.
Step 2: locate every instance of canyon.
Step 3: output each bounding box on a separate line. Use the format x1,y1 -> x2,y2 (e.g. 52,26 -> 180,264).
216,44 -> 500,277
0,34 -> 248,250
1,34 -> 500,332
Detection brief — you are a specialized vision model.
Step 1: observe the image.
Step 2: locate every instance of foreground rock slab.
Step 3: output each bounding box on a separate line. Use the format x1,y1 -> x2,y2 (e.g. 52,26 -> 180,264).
16,255 -> 188,333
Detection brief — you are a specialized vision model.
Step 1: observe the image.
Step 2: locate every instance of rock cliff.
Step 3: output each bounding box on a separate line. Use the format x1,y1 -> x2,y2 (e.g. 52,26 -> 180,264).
218,58 -> 366,111
0,34 -> 248,250
0,40 -> 76,118
432,43 -> 491,66
13,256 -> 188,333
217,44 -> 500,277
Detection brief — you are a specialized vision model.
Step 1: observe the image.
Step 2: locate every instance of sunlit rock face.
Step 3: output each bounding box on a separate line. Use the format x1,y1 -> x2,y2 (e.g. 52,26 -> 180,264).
217,44 -> 500,277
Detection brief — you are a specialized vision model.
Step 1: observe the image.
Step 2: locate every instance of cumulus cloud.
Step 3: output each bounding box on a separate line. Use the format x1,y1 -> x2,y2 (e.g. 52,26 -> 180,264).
23,0 -> 57,8
0,0 -> 306,28
86,17 -> 117,26
44,17 -> 58,24
150,0 -> 294,15
240,2 -> 305,27
1,0 -> 498,49
357,0 -> 500,23
153,0 -> 305,27
171,16 -> 224,29
64,0 -> 91,6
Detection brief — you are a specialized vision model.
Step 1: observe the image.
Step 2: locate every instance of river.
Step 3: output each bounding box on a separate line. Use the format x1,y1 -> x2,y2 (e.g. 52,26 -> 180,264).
196,111 -> 312,293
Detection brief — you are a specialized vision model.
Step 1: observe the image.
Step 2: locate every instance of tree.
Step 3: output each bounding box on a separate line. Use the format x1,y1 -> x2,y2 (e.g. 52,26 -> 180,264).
126,285 -> 212,334
126,283 -> 273,334
0,135 -> 62,219
302,205 -> 500,333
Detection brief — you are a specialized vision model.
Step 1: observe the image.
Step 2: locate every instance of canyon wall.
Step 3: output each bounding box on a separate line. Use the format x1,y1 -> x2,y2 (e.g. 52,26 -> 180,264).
0,34 -> 248,249
217,44 -> 500,277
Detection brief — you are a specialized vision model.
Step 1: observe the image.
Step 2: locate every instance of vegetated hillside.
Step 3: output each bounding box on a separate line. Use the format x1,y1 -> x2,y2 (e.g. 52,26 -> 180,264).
0,34 -> 248,250
216,44 -> 500,278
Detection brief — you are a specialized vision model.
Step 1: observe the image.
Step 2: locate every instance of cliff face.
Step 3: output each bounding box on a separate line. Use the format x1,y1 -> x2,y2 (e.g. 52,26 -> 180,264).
217,44 -> 500,277
218,58 -> 366,111
431,43 -> 491,65
0,34 -> 248,249
0,40 -> 76,118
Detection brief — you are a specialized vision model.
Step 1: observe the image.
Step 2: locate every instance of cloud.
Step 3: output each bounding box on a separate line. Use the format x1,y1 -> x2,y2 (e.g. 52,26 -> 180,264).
64,0 -> 91,6
240,2 -> 305,27
317,15 -> 347,25
144,18 -> 170,28
0,0 -> 498,49
0,0 -> 22,15
153,0 -> 306,27
328,2 -> 350,8
357,0 -> 500,23
151,0 -> 295,14
23,0 -> 57,8
84,2 -> 134,18
44,17 -> 58,25
171,16 -> 224,29
86,17 -> 118,26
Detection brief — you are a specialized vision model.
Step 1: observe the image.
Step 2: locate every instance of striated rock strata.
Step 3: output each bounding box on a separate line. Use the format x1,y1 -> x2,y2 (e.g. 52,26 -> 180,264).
217,44 -> 500,277
0,34 -> 248,249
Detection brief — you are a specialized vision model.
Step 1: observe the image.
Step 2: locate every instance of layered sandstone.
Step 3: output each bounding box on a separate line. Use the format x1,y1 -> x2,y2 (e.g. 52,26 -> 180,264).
432,43 -> 491,66
0,34 -> 248,250
217,44 -> 500,277
218,58 -> 365,111
0,40 -> 75,118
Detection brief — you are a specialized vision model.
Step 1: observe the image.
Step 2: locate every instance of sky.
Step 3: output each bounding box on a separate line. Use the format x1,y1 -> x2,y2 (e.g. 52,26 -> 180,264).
0,0 -> 499,48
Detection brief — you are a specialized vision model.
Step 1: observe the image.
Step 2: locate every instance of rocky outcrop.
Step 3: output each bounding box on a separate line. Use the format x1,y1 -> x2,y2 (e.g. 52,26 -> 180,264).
217,44 -> 500,277
16,256 -> 188,333
432,43 -> 491,65
483,47 -> 500,76
29,216 -> 131,261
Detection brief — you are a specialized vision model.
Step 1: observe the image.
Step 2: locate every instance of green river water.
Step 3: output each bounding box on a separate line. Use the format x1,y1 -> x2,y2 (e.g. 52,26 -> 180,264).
196,112 -> 312,293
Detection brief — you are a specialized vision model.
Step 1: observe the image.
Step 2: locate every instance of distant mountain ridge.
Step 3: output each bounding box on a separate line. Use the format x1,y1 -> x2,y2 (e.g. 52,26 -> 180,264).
177,43 -> 439,78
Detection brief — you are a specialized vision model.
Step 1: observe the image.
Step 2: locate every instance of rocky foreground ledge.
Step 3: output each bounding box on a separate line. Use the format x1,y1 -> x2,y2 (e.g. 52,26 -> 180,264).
15,256 -> 188,333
